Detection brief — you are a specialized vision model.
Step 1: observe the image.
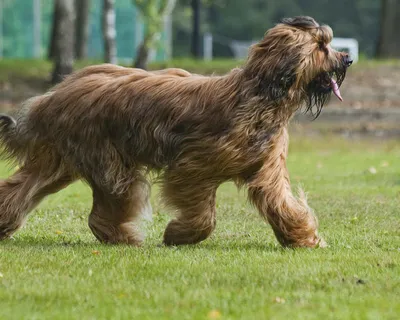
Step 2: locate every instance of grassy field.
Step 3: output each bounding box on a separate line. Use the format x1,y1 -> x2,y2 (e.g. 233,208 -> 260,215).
2,57 -> 400,82
0,135 -> 399,320
0,58 -> 243,83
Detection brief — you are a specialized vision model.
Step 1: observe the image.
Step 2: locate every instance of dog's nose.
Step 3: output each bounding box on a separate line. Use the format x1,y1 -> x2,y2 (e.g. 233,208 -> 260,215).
344,54 -> 353,67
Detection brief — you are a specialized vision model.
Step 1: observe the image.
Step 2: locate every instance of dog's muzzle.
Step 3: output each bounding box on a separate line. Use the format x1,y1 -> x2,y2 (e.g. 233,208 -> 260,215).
343,54 -> 353,68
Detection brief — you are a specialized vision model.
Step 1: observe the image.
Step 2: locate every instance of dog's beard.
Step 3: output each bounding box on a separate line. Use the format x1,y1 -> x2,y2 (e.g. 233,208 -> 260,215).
304,66 -> 347,119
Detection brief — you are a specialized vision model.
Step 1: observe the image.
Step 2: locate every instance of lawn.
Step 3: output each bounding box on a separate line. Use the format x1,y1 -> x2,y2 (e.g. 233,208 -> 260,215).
2,57 -> 400,82
0,135 -> 399,320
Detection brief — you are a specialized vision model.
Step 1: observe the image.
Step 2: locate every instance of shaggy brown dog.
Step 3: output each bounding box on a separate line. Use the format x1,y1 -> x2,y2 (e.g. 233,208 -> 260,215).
0,16 -> 351,248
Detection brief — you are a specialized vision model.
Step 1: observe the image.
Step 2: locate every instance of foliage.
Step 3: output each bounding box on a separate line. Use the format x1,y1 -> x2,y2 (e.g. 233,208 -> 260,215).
1,0 -> 161,60
132,0 -> 176,68
376,0 -> 400,58
2,0 -> 383,60
0,135 -> 399,319
133,0 -> 176,37
172,0 -> 381,57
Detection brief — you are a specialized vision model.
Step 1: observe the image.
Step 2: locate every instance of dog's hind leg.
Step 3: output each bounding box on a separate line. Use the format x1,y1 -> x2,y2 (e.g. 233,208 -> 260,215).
88,176 -> 151,246
246,129 -> 325,248
162,171 -> 218,246
0,166 -> 75,240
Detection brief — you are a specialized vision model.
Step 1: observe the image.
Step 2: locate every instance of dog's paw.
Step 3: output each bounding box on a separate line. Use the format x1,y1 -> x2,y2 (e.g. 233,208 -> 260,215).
315,237 -> 328,248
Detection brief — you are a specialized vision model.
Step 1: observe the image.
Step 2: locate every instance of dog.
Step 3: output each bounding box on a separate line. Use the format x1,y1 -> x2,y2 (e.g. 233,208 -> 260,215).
0,16 -> 351,247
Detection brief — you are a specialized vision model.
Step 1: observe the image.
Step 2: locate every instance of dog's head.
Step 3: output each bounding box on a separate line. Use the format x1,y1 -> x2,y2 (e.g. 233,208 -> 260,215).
245,16 -> 352,118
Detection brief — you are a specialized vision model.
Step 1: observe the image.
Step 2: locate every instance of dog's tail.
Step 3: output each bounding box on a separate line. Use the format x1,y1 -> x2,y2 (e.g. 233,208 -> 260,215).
0,94 -> 50,163
0,113 -> 27,163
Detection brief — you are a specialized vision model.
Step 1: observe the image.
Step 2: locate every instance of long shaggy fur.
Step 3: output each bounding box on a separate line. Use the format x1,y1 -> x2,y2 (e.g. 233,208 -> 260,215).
0,16 -> 350,247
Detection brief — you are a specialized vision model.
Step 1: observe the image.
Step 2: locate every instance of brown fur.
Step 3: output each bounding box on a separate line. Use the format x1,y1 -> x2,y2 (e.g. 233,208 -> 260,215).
0,16 -> 351,247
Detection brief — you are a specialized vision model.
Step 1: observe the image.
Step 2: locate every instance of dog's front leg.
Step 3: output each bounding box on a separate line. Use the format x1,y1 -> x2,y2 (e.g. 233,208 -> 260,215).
247,129 -> 326,248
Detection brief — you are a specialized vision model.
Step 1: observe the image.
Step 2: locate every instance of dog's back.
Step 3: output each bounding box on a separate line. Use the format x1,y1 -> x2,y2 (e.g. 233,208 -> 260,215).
0,64 -> 229,193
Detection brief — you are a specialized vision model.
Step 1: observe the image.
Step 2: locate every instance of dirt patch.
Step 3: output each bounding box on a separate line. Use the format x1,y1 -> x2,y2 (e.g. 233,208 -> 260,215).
0,77 -> 49,113
293,63 -> 400,138
328,64 -> 400,109
292,107 -> 400,139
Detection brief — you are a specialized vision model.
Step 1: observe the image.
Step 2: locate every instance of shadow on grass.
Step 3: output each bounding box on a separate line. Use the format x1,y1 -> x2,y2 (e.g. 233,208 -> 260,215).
191,241 -> 282,252
0,235 -> 283,252
0,240 -> 96,249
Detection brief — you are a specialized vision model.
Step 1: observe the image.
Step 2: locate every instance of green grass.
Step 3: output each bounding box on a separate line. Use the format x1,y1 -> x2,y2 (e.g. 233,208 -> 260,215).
0,135 -> 399,319
1,57 -> 400,83
0,58 -> 243,83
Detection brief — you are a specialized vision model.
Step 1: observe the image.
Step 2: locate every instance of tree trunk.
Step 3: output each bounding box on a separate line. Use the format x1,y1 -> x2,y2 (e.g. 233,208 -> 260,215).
132,0 -> 176,69
376,0 -> 400,58
190,0 -> 201,58
102,0 -> 117,64
48,1 -> 61,60
75,0 -> 91,59
134,40 -> 150,70
51,0 -> 75,84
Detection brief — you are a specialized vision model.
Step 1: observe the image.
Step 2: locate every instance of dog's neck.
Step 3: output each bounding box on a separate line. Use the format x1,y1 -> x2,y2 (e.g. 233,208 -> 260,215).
224,67 -> 303,124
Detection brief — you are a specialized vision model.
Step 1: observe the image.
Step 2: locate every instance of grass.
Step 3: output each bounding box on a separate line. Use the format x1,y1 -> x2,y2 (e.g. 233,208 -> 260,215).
0,135 -> 399,320
0,58 -> 243,83
1,57 -> 400,83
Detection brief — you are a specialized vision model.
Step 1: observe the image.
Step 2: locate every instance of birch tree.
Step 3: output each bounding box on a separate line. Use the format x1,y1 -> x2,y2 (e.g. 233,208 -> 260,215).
132,0 -> 176,69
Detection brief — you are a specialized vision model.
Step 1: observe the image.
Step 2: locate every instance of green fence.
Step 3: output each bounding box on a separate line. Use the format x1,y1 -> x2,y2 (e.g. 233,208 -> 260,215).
0,0 -> 170,62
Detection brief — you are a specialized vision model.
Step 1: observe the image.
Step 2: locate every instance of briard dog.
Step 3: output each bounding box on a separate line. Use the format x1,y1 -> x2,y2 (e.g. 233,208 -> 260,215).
0,16 -> 352,248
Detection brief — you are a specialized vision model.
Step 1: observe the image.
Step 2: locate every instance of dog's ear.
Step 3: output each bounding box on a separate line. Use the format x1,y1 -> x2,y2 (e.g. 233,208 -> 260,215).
256,50 -> 300,101
245,25 -> 303,101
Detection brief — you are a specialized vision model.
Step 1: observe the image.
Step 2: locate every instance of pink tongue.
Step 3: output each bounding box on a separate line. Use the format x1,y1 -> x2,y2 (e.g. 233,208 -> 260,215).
330,78 -> 343,101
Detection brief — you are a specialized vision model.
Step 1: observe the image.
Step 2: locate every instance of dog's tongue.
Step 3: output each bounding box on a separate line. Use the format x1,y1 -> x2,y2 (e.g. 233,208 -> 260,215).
330,78 -> 343,101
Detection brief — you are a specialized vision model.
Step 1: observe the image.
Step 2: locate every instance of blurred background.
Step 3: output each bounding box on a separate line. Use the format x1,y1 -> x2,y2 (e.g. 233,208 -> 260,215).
1,0 -> 400,138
